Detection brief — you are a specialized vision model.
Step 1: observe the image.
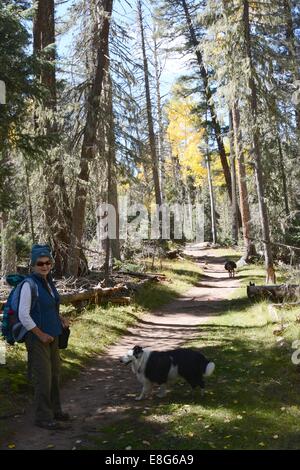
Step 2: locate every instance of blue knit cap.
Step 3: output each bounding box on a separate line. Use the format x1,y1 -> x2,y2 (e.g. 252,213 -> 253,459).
31,244 -> 53,266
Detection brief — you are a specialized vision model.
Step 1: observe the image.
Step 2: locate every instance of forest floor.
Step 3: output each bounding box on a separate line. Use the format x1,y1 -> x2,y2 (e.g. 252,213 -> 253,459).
2,244 -> 300,450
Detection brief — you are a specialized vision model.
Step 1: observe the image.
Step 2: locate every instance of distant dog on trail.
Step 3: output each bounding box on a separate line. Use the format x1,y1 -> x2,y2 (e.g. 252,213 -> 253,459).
120,346 -> 215,401
224,260 -> 237,278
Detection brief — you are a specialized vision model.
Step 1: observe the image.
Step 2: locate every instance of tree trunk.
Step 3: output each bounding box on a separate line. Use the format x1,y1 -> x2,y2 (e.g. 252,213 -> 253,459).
277,135 -> 290,217
153,27 -> 166,204
24,164 -> 35,244
33,0 -> 56,108
108,159 -> 121,262
105,72 -> 121,263
283,0 -> 300,137
180,0 -> 232,202
242,0 -> 275,282
171,154 -> 186,203
206,152 -> 217,244
228,110 -> 238,244
231,102 -> 256,259
0,212 -> 17,277
33,0 -> 73,277
137,0 -> 162,212
67,0 -> 113,276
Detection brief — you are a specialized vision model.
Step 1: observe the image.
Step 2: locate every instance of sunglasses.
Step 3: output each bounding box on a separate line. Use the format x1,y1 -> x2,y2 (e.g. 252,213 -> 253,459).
36,261 -> 52,267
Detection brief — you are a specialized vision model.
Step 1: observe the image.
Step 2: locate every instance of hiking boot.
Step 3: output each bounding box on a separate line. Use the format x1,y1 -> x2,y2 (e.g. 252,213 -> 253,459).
53,412 -> 70,421
35,419 -> 70,430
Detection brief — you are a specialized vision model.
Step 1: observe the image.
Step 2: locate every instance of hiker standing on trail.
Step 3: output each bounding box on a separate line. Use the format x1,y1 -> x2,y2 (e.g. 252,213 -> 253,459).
18,244 -> 70,430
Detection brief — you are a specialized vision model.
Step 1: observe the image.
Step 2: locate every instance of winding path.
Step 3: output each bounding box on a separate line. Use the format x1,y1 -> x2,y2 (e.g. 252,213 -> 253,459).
3,245 -> 240,450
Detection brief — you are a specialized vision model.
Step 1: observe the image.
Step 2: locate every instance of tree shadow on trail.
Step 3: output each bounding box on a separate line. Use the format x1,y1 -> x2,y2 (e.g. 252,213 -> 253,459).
79,331 -> 300,450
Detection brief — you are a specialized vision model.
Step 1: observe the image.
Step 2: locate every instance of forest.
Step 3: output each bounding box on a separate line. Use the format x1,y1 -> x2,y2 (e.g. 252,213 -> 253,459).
1,0 -> 300,452
0,0 -> 299,281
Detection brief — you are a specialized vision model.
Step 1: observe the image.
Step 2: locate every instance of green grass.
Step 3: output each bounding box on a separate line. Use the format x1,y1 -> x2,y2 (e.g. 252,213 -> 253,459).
235,262 -> 286,286
2,254 -> 300,449
0,257 -> 202,445
133,259 -> 202,310
79,263 -> 300,450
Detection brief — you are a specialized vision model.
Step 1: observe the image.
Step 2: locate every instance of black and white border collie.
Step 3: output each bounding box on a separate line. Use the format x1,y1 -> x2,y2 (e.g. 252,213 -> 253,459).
120,346 -> 215,400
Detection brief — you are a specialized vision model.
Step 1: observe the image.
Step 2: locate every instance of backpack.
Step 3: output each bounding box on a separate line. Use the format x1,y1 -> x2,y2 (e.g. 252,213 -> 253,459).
1,274 -> 39,345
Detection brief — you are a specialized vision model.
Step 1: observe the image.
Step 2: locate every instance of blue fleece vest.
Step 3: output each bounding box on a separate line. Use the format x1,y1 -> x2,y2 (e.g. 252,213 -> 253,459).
29,273 -> 62,337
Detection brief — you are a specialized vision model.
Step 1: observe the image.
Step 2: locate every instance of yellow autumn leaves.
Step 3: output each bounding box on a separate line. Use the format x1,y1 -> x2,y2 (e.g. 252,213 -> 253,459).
166,90 -> 226,189
132,85 -> 227,201
166,95 -> 207,186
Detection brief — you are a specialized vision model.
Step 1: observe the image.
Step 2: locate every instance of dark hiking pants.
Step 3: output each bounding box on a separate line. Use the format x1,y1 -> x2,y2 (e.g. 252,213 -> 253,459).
25,334 -> 62,423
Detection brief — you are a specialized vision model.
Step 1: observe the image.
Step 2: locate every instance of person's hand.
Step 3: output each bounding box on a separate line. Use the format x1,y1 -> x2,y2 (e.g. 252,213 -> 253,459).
60,316 -> 69,329
31,327 -> 54,344
39,332 -> 54,344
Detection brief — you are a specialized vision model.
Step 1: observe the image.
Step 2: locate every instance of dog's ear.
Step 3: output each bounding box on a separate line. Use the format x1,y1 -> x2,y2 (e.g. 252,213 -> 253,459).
133,345 -> 143,358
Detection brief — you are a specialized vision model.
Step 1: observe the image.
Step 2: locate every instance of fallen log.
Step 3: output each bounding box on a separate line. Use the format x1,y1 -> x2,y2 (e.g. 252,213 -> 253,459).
247,284 -> 300,302
117,271 -> 166,281
0,272 -> 165,313
0,283 -> 128,310
59,283 -> 127,305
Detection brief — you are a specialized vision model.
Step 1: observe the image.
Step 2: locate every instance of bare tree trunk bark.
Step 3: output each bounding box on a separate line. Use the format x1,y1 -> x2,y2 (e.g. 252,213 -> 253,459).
137,0 -> 162,212
0,146 -> 17,278
106,72 -> 121,261
153,27 -> 166,204
33,0 -> 56,108
0,212 -> 17,277
180,0 -> 232,202
277,135 -> 290,217
171,154 -> 186,203
67,0 -> 113,276
206,152 -> 217,244
232,102 -> 257,259
283,0 -> 300,136
33,0 -> 73,277
25,164 -> 35,244
242,0 -> 275,282
229,110 -> 238,244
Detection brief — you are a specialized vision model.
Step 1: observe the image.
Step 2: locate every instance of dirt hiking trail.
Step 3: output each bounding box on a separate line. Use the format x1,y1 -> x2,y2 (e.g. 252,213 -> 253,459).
3,245 -> 240,450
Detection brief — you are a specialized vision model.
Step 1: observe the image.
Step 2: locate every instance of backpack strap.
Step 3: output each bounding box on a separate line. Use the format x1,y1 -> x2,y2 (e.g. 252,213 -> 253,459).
25,277 -> 42,327
16,277 -> 39,318
25,277 -> 39,310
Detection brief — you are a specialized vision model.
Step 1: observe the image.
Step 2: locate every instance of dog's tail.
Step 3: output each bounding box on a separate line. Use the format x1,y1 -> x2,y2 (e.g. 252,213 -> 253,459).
204,361 -> 215,377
